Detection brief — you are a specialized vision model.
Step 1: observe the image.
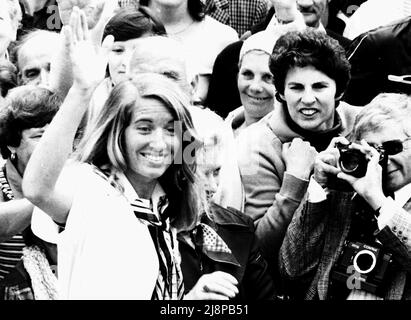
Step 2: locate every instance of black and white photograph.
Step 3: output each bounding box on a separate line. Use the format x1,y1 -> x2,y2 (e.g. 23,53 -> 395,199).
0,0 -> 411,313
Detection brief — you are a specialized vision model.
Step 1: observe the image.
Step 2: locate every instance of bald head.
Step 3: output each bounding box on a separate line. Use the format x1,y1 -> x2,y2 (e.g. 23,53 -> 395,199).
129,36 -> 195,96
16,30 -> 61,87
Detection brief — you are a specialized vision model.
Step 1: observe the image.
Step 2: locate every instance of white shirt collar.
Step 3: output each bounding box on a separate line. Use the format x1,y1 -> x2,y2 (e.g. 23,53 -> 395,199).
317,22 -> 326,33
116,171 -> 166,218
394,182 -> 411,208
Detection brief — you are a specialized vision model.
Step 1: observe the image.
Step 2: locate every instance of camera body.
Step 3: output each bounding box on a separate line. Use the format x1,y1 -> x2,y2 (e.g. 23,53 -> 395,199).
330,241 -> 392,295
336,142 -> 369,178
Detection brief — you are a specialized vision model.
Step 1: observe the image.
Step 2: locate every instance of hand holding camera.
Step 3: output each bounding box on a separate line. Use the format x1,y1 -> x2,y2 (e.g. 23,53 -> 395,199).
312,137 -> 348,188
336,140 -> 386,210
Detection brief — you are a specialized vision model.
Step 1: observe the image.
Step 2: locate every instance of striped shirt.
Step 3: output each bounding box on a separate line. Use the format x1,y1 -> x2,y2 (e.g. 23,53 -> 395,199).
0,165 -> 25,282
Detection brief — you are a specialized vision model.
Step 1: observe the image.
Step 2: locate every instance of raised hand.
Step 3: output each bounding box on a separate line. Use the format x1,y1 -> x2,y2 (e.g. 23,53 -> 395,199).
337,140 -> 386,210
282,138 -> 317,180
272,0 -> 300,22
64,7 -> 113,91
58,0 -> 123,46
57,0 -> 105,29
184,271 -> 239,300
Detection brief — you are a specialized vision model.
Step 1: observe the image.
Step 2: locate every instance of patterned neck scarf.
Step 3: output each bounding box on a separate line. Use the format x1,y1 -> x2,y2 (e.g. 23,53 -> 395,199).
130,196 -> 184,300
190,212 -> 240,267
197,223 -> 232,254
91,164 -> 184,300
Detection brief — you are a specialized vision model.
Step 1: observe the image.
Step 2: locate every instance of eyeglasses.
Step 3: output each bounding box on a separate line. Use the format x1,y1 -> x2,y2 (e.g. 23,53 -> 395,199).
368,138 -> 411,156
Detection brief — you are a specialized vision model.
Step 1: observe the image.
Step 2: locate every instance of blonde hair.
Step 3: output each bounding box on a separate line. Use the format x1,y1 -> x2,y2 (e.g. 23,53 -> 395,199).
189,107 -> 233,216
190,106 -> 229,164
77,73 -> 204,231
351,93 -> 411,141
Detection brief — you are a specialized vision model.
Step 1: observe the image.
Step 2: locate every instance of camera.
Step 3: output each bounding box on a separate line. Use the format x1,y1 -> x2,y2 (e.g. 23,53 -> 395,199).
326,142 -> 390,192
336,142 -> 389,178
336,142 -> 368,178
330,241 -> 392,295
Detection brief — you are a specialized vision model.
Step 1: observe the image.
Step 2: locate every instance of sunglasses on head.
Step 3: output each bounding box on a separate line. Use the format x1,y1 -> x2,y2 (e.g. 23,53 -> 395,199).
368,138 -> 411,156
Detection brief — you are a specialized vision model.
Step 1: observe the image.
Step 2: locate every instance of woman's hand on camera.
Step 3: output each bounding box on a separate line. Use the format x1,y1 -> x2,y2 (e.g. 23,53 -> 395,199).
184,271 -> 239,300
312,137 -> 349,188
283,138 -> 317,180
337,140 -> 386,210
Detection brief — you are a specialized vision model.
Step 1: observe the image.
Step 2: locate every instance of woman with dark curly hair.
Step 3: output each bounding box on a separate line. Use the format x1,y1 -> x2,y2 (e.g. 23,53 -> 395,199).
226,29 -> 361,280
0,85 -> 60,297
140,0 -> 238,104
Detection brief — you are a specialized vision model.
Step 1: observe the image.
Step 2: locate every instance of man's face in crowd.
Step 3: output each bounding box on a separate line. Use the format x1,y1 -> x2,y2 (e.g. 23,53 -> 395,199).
361,121 -> 411,192
129,37 -> 191,96
296,0 -> 328,28
17,36 -> 57,86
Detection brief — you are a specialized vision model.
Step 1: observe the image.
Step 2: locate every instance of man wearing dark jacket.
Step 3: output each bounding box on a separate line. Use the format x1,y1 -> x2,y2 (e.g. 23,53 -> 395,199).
179,203 -> 277,300
343,15 -> 411,106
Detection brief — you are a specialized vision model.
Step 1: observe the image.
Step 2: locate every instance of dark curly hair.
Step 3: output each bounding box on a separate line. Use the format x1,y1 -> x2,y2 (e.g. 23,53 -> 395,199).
0,59 -> 17,97
269,29 -> 351,101
139,0 -> 205,21
102,6 -> 166,42
0,85 -> 61,159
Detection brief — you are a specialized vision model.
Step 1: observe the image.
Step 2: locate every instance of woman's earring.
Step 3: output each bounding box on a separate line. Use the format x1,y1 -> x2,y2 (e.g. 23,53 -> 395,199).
10,153 -> 16,161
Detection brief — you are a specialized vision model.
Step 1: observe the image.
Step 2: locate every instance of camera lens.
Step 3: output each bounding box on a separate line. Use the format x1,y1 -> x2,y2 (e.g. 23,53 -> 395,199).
353,250 -> 377,274
340,152 -> 362,173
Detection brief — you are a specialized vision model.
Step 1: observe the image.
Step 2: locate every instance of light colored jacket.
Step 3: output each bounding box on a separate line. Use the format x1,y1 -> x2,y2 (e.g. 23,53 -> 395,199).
223,101 -> 361,262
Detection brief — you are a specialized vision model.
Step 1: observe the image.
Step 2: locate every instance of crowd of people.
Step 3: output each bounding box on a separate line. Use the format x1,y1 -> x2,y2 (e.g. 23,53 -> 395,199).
0,0 -> 411,301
